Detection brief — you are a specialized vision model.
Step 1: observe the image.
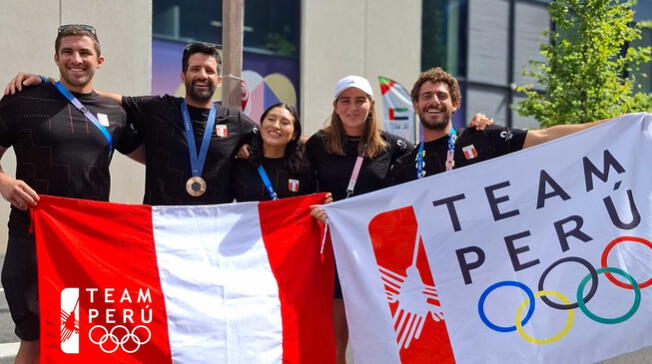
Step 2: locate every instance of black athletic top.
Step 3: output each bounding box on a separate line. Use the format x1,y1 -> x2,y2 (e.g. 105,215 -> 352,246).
0,83 -> 141,237
232,157 -> 315,202
386,125 -> 528,186
306,130 -> 413,201
122,95 -> 257,205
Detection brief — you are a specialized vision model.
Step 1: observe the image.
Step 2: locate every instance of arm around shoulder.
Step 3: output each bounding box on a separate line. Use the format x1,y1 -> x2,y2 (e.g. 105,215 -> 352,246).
95,90 -> 123,104
522,117 -> 615,148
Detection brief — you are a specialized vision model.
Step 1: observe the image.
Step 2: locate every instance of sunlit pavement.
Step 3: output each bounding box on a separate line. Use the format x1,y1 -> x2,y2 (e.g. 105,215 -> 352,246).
0,253 -> 19,362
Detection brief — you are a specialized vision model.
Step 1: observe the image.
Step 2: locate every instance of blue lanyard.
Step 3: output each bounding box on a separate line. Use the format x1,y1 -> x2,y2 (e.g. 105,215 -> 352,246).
416,127 -> 457,179
53,82 -> 112,152
257,165 -> 279,200
180,100 -> 217,177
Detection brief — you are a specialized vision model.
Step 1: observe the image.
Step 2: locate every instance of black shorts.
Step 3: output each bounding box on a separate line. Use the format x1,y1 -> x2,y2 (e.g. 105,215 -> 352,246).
1,234 -> 39,341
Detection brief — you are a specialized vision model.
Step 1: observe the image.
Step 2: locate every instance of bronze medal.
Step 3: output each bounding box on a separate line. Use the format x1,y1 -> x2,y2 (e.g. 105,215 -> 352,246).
185,176 -> 207,197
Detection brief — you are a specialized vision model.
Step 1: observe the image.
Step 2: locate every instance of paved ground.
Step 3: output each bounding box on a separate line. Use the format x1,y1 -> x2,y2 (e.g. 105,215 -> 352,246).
0,253 -> 19,362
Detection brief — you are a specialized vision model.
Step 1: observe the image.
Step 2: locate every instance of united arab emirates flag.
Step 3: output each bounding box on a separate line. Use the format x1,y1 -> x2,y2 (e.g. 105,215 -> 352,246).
378,76 -> 416,143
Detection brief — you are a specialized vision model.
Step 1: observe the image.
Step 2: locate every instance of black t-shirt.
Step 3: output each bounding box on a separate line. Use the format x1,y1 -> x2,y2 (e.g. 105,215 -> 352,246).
386,125 -> 527,186
121,95 -> 257,205
0,83 -> 141,237
306,130 -> 413,201
232,157 -> 315,202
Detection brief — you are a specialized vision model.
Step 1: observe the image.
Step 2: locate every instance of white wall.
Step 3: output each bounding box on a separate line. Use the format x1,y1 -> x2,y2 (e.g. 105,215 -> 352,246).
300,0 -> 421,136
0,0 -> 152,252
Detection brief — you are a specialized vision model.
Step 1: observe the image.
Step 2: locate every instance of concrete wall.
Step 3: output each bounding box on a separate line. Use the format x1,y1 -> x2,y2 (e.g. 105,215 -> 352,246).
300,0 -> 421,136
0,0 -> 152,252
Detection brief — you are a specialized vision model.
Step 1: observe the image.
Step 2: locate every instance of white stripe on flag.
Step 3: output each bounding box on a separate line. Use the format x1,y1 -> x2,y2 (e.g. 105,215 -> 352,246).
152,203 -> 282,363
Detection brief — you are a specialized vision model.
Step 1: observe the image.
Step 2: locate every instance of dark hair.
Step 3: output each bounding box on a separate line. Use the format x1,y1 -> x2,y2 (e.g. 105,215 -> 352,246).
55,24 -> 101,56
410,67 -> 461,105
248,103 -> 309,173
182,42 -> 222,74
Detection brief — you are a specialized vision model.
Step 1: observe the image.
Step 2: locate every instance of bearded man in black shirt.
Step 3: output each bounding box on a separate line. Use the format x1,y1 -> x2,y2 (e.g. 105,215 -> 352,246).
6,42 -> 258,206
0,25 -> 143,363
114,42 -> 258,205
387,67 -> 612,185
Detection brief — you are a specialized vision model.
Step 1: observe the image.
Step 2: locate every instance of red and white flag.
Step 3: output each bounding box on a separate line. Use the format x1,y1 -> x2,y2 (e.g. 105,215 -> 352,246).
33,194 -> 335,363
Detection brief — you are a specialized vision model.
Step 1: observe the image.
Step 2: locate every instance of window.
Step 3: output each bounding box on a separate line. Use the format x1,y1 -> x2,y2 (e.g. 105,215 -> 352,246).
153,0 -> 300,58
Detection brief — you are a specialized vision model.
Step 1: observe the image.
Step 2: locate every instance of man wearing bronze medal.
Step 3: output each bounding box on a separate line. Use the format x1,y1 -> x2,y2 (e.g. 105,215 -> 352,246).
6,42 -> 257,205
386,67 -> 616,185
117,42 -> 258,204
0,25 -> 143,363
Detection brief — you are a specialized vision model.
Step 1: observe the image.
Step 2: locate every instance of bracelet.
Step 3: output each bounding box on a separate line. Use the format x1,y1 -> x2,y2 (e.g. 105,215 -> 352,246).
38,75 -> 49,84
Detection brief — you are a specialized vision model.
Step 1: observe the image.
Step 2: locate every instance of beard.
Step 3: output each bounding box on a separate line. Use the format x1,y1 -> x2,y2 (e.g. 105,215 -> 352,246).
185,79 -> 216,103
418,109 -> 452,131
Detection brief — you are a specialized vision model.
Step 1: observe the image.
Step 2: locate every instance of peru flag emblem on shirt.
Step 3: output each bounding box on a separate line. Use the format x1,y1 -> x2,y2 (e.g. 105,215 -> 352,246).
33,195 -> 335,363
288,178 -> 300,193
462,144 -> 478,160
215,124 -> 228,138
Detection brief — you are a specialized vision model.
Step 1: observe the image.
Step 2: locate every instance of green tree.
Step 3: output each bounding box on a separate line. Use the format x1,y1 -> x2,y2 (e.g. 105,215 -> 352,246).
516,0 -> 651,127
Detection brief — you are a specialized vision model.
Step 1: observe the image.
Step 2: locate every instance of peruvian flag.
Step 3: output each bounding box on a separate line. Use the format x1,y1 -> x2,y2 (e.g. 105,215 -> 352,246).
33,194 -> 335,363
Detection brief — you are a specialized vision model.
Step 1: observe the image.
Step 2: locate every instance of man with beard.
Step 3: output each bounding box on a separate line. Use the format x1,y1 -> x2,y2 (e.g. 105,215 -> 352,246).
116,42 -> 257,204
6,42 -> 257,205
386,67 -> 608,185
0,25 -> 143,363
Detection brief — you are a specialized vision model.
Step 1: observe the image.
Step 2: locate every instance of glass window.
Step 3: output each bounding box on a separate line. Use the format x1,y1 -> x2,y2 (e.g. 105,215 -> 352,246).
153,0 -> 300,58
421,0 -> 467,77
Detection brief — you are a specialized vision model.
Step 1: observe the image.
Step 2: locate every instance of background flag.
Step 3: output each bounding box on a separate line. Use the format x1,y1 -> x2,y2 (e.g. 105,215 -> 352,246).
33,194 -> 335,364
379,76 -> 416,143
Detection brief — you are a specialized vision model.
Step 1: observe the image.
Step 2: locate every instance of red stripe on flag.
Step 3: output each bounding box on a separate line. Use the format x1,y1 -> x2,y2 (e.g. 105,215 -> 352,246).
379,80 -> 395,96
258,193 -> 336,363
389,108 -> 396,121
368,206 -> 455,363
34,196 -> 172,363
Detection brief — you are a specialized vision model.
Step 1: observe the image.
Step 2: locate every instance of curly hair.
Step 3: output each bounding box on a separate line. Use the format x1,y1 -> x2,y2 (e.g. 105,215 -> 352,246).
248,103 -> 309,173
410,67 -> 461,105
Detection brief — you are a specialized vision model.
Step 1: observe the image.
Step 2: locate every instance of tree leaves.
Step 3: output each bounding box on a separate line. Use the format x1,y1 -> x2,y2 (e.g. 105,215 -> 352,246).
516,0 -> 652,127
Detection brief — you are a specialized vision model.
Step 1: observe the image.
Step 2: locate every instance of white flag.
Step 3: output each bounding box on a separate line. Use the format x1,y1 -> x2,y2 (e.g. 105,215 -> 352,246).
324,113 -> 652,364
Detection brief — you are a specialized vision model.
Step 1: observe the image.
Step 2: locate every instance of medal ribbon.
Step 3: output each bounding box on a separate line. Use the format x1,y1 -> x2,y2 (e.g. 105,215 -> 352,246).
180,100 -> 217,178
257,165 -> 279,200
54,81 -> 112,152
345,154 -> 365,198
416,127 -> 457,179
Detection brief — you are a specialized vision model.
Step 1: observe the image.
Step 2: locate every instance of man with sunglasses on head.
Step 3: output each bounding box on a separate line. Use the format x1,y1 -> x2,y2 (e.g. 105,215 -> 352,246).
7,42 -> 257,206
0,24 -> 143,363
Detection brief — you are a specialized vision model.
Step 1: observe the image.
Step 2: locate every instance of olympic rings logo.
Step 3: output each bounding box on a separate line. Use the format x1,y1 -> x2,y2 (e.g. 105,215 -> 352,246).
477,236 -> 651,345
88,325 -> 152,353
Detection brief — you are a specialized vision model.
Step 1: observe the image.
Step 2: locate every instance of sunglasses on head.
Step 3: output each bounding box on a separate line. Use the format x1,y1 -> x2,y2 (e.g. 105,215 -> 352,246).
57,24 -> 97,36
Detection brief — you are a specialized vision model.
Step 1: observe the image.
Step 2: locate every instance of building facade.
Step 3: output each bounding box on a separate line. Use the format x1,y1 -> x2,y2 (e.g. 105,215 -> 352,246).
0,1 -> 651,359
